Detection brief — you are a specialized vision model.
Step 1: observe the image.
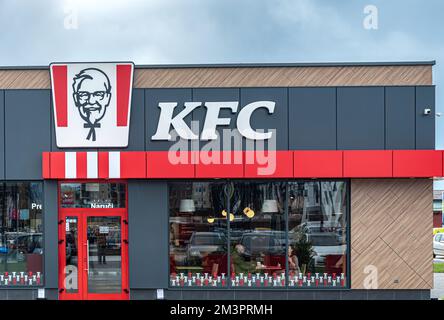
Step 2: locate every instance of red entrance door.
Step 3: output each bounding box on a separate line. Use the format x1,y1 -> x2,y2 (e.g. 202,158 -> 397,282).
58,182 -> 129,300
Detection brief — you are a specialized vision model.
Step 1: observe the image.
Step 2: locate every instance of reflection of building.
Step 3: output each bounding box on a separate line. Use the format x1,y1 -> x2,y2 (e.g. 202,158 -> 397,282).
192,183 -> 211,209
433,190 -> 444,228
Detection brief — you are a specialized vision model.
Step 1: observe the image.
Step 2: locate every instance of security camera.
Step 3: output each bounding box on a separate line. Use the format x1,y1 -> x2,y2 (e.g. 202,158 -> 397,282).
423,108 -> 431,115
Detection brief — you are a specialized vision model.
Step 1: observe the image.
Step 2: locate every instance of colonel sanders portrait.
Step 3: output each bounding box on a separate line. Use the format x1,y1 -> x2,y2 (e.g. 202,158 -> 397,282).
72,68 -> 112,141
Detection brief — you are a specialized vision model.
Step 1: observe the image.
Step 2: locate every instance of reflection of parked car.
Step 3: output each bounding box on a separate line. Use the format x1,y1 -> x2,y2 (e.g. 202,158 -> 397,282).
238,232 -> 285,259
305,233 -> 346,267
433,233 -> 444,258
8,233 -> 43,253
0,233 -> 43,263
187,232 -> 227,259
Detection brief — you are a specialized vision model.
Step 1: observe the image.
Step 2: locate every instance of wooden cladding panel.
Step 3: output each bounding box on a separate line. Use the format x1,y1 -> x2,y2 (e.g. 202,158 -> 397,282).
351,179 -> 433,289
0,65 -> 432,89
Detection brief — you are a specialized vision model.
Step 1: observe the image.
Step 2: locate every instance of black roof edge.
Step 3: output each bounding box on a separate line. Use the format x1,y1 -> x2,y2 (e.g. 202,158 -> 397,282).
0,61 -> 436,70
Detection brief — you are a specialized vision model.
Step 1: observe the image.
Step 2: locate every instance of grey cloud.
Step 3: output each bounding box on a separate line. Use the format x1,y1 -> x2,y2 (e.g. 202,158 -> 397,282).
0,0 -> 443,147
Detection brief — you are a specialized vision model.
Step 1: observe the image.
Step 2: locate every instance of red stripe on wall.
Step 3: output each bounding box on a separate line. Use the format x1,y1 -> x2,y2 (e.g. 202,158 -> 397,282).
343,150 -> 393,177
294,151 -> 343,178
51,65 -> 68,127
195,151 -> 244,178
147,151 -> 195,178
244,150 -> 293,178
42,152 -> 51,179
98,152 -> 109,179
76,152 -> 87,179
50,152 -> 65,179
42,150 -> 444,179
120,152 -> 146,178
393,150 -> 443,177
116,64 -> 132,127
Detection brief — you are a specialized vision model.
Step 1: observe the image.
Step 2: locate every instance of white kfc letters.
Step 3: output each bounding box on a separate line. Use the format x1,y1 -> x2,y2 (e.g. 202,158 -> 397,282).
151,100 -> 275,141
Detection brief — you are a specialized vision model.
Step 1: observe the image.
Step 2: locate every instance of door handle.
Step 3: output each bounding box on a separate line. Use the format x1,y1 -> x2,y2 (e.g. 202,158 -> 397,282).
84,240 -> 90,275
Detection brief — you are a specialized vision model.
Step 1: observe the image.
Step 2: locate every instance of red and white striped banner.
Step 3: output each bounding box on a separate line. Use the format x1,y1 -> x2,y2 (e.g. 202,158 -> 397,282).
44,151 -> 146,179
43,150 -> 444,179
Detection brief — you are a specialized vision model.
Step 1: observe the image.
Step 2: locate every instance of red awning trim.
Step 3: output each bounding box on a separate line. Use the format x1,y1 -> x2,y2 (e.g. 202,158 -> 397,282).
41,150 -> 444,179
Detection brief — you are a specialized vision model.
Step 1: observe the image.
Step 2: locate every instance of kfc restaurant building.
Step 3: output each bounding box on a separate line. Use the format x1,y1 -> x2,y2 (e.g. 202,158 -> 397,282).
0,61 -> 438,300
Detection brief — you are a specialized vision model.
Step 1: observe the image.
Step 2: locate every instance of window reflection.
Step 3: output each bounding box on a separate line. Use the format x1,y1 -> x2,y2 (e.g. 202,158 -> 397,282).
169,180 -> 348,289
0,182 -> 43,286
60,183 -> 126,208
169,182 -> 228,287
288,181 -> 347,287
229,182 -> 286,287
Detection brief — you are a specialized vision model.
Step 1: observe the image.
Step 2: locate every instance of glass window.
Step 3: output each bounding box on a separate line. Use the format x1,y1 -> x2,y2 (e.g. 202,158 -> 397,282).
169,182 -> 228,287
229,181 -> 286,288
0,182 -> 43,286
168,180 -> 349,289
60,183 -> 126,208
288,181 -> 347,288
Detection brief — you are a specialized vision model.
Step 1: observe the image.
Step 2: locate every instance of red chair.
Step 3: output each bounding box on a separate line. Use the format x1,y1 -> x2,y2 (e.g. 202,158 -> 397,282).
325,254 -> 346,274
202,253 -> 228,275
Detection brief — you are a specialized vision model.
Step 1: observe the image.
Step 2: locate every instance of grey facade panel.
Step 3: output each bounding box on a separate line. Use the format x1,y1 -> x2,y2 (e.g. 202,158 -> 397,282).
43,180 -> 58,289
192,88 -> 241,151
0,90 -> 4,179
128,181 -> 168,289
337,87 -> 385,150
5,90 -> 51,179
415,86 -> 435,149
240,88 -> 288,151
385,87 -> 415,149
145,89 -> 192,151
289,88 -> 336,150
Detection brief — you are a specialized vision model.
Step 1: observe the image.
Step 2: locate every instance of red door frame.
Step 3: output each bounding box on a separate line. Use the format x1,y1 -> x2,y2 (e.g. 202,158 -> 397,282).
58,180 -> 129,300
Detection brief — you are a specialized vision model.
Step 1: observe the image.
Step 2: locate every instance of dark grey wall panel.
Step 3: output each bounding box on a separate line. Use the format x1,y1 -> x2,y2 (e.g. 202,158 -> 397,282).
385,87 -> 415,149
289,88 -> 336,150
146,89 -> 192,151
337,87 -> 385,150
192,88 -> 240,151
129,181 -> 168,289
5,90 -> 51,179
415,86 -> 435,149
43,180 -> 58,289
240,88 -> 288,151
0,91 -> 4,179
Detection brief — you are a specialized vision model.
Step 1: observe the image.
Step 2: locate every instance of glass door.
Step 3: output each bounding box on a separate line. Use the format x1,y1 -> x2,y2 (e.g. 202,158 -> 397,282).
85,216 -> 123,297
59,211 -> 128,300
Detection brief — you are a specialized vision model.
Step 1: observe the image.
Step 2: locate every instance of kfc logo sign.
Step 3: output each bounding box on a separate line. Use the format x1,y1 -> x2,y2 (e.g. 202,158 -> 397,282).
50,62 -> 134,147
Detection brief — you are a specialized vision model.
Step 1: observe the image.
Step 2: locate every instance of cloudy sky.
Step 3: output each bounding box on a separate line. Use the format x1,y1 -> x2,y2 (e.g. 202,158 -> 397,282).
1,0 -> 443,183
